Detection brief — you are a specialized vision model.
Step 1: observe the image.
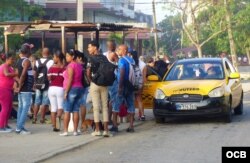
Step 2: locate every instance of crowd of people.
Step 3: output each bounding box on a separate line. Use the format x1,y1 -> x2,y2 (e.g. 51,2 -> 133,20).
0,40 -> 170,137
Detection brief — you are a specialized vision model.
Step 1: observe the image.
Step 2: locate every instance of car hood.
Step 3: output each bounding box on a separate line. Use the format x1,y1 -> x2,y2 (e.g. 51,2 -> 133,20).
159,80 -> 225,96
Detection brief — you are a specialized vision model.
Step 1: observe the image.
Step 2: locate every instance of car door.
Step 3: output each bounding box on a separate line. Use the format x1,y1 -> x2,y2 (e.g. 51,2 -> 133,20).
225,60 -> 242,108
140,67 -> 162,109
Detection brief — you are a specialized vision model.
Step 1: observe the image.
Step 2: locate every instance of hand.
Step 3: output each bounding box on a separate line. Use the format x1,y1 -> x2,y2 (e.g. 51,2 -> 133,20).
16,87 -> 21,93
64,92 -> 68,100
118,87 -> 123,96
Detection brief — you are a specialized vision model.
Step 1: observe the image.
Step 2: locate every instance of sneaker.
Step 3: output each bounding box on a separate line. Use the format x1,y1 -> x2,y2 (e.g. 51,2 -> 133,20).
6,125 -> 12,129
20,129 -> 31,135
15,129 -> 21,134
109,126 -> 118,133
0,128 -> 12,133
126,128 -> 135,133
59,132 -> 68,136
53,128 -> 60,132
5,128 -> 13,132
91,131 -> 102,136
73,132 -> 79,136
103,131 -> 113,137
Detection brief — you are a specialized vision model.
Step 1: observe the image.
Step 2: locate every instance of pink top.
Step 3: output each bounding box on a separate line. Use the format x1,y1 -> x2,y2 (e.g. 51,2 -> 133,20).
63,62 -> 83,89
0,64 -> 15,90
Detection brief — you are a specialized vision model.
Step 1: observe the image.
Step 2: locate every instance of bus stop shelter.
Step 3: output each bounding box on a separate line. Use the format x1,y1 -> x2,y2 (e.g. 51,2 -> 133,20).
0,21 -> 157,54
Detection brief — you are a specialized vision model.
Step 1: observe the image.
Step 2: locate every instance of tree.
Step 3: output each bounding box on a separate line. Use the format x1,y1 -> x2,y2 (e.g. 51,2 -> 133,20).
158,14 -> 182,56
170,0 -> 227,58
0,0 -> 45,52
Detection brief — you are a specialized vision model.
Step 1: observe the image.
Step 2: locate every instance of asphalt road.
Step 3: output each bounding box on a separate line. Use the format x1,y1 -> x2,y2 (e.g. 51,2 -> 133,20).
44,92 -> 250,163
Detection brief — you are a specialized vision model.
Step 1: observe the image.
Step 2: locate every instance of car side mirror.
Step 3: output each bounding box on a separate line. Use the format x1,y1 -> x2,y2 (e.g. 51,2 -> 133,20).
229,72 -> 240,79
147,75 -> 159,81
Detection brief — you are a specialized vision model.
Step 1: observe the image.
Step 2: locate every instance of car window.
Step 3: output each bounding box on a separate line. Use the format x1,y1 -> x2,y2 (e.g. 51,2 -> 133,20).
165,61 -> 224,81
226,60 -> 236,73
225,61 -> 233,75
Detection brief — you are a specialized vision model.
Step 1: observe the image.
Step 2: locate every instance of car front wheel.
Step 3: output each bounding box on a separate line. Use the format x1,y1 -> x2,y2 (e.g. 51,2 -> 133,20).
234,93 -> 243,115
224,102 -> 232,123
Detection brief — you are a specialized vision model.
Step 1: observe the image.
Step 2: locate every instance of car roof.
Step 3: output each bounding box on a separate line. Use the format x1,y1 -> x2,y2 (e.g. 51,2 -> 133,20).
176,58 -> 223,64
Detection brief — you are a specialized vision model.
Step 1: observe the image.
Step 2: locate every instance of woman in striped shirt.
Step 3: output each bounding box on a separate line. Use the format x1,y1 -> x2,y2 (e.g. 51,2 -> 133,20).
47,50 -> 65,132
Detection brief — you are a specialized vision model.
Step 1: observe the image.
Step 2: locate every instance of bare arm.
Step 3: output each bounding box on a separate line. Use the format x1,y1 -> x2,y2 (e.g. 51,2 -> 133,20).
64,67 -> 74,99
3,66 -> 17,78
142,66 -> 147,83
86,67 -> 91,82
118,68 -> 125,95
18,60 -> 30,92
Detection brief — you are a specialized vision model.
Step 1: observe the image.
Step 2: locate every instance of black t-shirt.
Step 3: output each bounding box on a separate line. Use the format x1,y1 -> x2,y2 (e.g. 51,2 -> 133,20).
86,54 -> 108,75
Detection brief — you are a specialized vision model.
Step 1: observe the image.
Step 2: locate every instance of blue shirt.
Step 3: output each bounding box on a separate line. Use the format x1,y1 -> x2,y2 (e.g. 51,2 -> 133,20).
117,56 -> 135,82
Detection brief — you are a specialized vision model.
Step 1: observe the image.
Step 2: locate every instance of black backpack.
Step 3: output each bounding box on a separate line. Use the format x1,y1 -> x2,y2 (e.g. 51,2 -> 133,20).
34,59 -> 50,90
82,65 -> 90,88
92,56 -> 117,86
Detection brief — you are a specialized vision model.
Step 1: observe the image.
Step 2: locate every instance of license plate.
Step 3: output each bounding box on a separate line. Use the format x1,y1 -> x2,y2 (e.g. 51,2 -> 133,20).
176,104 -> 197,110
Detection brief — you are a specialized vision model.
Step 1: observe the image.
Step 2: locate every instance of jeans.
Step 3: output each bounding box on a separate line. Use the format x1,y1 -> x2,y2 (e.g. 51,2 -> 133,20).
34,89 -> 50,105
108,79 -> 118,103
113,88 -> 135,113
63,88 -> 82,113
16,92 -> 33,130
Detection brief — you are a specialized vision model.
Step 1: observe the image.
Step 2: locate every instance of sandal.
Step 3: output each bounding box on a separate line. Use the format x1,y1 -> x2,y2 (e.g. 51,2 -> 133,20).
32,117 -> 37,124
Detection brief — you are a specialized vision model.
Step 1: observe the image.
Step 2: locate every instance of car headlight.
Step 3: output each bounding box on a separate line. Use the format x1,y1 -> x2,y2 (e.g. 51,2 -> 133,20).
155,89 -> 166,100
208,87 -> 225,98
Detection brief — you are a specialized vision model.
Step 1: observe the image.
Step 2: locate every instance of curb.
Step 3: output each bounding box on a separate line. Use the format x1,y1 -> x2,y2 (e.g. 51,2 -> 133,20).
33,121 -> 144,163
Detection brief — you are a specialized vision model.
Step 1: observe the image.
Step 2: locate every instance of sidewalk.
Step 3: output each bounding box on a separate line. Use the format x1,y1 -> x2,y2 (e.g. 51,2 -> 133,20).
0,110 -> 152,163
239,66 -> 250,80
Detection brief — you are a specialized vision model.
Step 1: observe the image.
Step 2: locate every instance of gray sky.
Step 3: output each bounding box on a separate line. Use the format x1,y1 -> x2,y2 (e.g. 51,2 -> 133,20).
135,0 -> 168,23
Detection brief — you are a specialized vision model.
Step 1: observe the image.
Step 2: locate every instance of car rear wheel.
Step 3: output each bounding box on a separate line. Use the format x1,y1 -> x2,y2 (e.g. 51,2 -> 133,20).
155,117 -> 165,123
234,93 -> 243,115
224,101 -> 232,123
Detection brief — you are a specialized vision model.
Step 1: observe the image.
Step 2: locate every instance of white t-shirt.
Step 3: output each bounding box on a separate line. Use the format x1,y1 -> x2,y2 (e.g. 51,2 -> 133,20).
139,60 -> 146,73
35,58 -> 54,71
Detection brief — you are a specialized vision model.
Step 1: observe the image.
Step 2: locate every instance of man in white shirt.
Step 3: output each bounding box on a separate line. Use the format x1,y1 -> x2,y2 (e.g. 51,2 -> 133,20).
104,40 -> 119,125
33,48 -> 54,124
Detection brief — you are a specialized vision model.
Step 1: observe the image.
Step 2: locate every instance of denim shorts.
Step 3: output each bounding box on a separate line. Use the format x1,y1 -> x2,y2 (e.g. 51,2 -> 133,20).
79,87 -> 89,106
112,88 -> 135,113
34,89 -> 50,105
108,80 -> 118,103
63,87 -> 82,113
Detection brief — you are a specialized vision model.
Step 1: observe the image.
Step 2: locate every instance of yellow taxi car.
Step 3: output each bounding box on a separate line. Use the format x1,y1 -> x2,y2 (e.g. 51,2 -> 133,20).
146,58 -> 243,123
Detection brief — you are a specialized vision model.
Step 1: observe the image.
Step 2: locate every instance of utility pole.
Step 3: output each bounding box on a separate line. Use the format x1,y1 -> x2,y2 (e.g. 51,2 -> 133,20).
77,0 -> 84,52
224,0 -> 238,70
152,0 -> 159,57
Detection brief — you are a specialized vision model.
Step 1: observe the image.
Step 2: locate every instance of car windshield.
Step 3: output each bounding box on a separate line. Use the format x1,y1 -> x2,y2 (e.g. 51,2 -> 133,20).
165,61 -> 224,81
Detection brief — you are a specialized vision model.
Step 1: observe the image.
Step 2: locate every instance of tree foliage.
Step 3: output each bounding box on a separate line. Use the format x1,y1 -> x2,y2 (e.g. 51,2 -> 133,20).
0,0 -> 45,52
159,0 -> 250,57
158,14 -> 182,56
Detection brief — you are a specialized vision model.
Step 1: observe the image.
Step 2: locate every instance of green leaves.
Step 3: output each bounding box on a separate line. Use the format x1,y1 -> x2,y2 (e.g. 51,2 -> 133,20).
0,0 -> 45,52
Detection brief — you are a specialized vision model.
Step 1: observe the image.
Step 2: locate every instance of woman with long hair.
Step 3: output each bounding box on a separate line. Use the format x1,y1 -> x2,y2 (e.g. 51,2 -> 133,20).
0,53 -> 18,133
129,50 -> 147,121
48,50 -> 65,132
60,50 -> 83,136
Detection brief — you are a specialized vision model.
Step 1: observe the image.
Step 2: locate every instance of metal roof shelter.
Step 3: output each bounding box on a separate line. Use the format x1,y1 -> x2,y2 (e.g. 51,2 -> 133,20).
0,21 -> 157,54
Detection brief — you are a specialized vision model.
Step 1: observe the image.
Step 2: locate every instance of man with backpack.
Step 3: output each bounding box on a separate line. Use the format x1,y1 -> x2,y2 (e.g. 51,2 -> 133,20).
103,40 -> 119,125
110,44 -> 136,133
33,48 -> 54,124
87,40 -> 116,137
